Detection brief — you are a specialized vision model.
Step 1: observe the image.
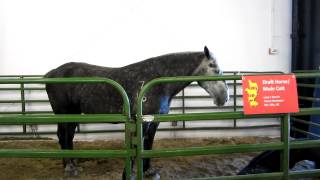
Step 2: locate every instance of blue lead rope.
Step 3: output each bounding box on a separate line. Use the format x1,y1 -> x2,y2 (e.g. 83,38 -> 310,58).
159,96 -> 170,114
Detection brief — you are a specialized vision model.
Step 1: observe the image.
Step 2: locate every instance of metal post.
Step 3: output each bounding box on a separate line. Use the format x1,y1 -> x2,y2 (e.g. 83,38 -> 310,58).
281,114 -> 290,180
182,88 -> 186,128
233,73 -> 237,128
20,76 -> 26,134
125,120 -> 133,180
136,114 -> 144,180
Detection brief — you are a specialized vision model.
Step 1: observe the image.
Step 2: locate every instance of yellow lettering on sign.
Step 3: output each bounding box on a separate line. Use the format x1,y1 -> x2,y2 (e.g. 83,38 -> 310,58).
245,80 -> 259,107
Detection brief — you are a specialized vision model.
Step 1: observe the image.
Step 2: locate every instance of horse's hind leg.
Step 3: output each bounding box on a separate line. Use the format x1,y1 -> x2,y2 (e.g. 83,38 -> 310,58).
57,122 -> 80,176
51,104 -> 81,176
46,87 -> 82,176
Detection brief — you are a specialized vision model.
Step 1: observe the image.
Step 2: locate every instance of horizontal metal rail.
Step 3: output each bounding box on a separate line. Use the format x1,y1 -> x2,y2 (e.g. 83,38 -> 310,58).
189,172 -> 283,180
173,95 -> 241,99
299,96 -> 320,102
145,108 -> 320,123
0,114 -> 128,124
0,87 -> 45,91
0,124 -> 280,136
292,117 -> 320,128
291,127 -> 320,138
291,139 -> 320,149
298,83 -> 320,88
0,111 -> 53,114
0,100 -> 49,103
0,149 -> 134,158
170,106 -> 243,111
289,169 -> 320,178
142,142 -> 284,158
0,75 -> 42,78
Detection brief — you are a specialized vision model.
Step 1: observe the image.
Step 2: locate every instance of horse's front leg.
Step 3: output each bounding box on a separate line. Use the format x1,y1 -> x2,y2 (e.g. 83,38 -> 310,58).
142,122 -> 160,180
57,123 -> 81,177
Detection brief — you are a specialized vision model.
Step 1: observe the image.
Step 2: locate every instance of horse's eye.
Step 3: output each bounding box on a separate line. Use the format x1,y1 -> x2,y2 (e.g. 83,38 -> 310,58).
209,63 -> 217,68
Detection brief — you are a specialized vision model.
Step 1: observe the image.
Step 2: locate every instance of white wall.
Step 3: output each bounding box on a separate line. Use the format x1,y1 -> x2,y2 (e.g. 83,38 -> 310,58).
0,0 -> 291,139
0,0 -> 292,75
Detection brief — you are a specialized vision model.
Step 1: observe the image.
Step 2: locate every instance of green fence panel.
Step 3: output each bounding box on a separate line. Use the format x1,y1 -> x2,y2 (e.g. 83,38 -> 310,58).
1,72 -> 320,180
0,77 -> 133,180
136,72 -> 320,180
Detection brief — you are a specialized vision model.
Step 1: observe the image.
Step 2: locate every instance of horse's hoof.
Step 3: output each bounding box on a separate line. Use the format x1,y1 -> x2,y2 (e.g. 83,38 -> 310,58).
152,173 -> 160,180
122,174 -> 135,180
64,164 -> 81,177
144,168 -> 160,180
64,169 -> 80,177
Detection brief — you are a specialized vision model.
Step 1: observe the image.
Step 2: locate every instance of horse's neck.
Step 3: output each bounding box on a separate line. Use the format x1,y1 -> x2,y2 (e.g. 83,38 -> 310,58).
117,52 -> 203,98
149,54 -> 202,97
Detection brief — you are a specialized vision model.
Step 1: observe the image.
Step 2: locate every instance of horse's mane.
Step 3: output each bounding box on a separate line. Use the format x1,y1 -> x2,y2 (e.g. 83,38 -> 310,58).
123,51 -> 204,68
118,51 -> 205,79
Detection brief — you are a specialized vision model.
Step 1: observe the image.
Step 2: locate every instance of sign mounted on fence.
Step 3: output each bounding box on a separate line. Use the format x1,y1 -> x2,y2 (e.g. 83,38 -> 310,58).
242,74 -> 299,115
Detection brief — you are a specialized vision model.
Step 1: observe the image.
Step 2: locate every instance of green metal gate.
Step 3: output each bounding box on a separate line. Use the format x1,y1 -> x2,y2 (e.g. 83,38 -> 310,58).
135,73 -> 320,180
0,77 -> 134,180
0,73 -> 319,179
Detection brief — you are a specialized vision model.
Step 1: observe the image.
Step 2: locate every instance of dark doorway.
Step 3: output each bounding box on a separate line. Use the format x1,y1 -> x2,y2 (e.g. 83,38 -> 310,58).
291,0 -> 320,138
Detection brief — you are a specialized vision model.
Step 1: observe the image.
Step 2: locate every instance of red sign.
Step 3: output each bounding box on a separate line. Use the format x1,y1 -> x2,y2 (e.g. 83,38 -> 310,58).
242,74 -> 299,115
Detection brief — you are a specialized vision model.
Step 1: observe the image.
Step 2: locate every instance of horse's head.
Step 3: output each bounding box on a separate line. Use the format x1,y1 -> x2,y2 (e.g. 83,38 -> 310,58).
193,46 -> 229,106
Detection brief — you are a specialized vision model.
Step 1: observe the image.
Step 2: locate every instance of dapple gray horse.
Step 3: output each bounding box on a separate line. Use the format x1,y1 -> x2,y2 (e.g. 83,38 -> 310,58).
45,46 -> 229,179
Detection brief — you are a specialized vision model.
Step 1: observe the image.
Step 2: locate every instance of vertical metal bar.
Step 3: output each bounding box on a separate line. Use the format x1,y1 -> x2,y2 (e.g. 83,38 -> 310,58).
125,121 -> 132,180
233,73 -> 237,128
136,82 -> 146,180
20,76 -> 26,134
182,88 -> 186,128
281,114 -> 290,180
136,114 -> 144,180
120,82 -> 132,180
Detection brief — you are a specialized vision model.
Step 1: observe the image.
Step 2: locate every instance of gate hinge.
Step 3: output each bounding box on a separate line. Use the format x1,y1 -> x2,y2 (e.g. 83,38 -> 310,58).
131,136 -> 144,145
132,137 -> 138,145
126,122 -> 136,133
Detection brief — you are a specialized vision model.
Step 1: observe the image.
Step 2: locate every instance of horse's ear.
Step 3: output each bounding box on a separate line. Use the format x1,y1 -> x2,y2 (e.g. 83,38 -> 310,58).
204,46 -> 211,59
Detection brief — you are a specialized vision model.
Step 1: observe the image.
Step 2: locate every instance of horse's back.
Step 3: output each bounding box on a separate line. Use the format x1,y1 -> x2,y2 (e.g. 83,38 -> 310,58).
45,62 -> 123,114
45,62 -> 112,78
